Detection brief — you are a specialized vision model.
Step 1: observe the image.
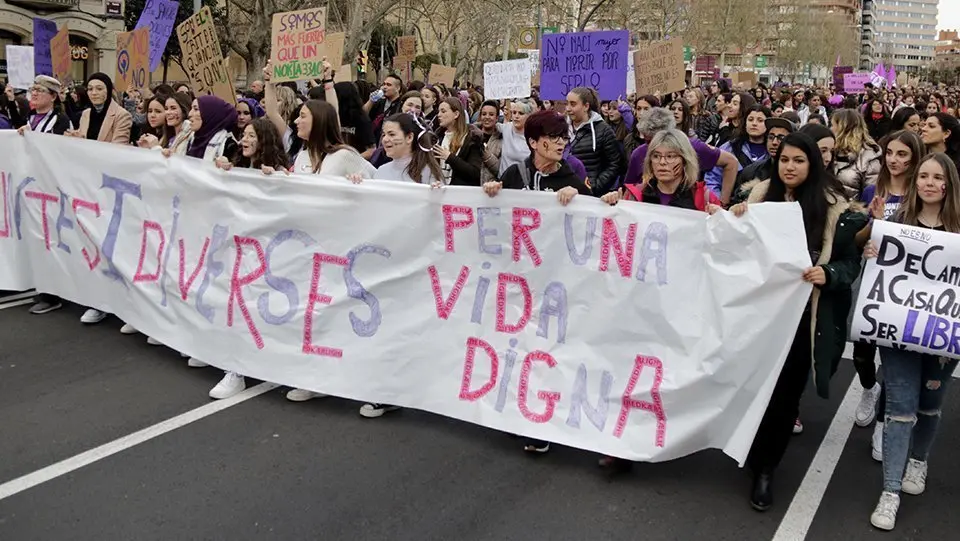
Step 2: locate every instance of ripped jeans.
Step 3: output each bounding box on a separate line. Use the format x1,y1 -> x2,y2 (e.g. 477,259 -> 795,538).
879,346 -> 958,493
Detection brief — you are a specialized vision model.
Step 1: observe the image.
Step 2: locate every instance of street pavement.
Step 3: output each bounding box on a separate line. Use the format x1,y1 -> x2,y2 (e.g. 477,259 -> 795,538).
0,292 -> 957,541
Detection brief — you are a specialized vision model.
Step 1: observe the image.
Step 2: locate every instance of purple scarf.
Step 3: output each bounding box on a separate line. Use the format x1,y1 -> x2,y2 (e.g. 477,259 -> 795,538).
187,95 -> 238,159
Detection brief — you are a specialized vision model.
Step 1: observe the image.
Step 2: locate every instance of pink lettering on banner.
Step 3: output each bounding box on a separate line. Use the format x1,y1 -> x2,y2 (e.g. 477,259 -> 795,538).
71,198 -> 101,270
511,207 -> 542,266
599,217 -> 637,277
614,355 -> 666,447
178,237 -> 210,300
133,221 -> 166,283
24,190 -> 58,250
495,272 -> 532,333
302,252 -> 349,358
227,235 -> 267,349
428,264 -> 469,319
442,204 -> 474,252
517,350 -> 560,423
0,172 -> 9,238
459,336 -> 499,401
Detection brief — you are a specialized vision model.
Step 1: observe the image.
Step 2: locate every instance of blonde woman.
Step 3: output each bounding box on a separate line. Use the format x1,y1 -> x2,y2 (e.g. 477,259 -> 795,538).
830,109 -> 881,200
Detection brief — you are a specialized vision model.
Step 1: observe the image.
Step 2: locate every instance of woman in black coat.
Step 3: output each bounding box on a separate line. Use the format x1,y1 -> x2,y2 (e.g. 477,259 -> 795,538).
433,97 -> 483,186
565,87 -> 624,195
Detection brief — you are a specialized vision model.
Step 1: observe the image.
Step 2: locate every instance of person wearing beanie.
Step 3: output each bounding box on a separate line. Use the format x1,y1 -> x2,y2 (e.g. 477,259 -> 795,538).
70,73 -> 132,144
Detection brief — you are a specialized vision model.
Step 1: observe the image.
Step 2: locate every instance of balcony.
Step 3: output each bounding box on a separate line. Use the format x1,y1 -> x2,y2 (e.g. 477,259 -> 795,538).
5,0 -> 78,9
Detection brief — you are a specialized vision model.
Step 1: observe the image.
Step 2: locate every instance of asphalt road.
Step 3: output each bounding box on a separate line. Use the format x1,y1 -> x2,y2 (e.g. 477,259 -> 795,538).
0,292 -> 957,541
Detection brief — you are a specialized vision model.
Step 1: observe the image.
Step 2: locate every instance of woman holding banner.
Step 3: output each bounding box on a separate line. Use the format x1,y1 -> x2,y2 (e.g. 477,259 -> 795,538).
733,132 -> 867,512
863,153 -> 960,531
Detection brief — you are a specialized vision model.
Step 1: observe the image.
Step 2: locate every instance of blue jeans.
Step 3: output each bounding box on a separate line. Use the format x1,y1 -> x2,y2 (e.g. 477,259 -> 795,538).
879,346 -> 958,493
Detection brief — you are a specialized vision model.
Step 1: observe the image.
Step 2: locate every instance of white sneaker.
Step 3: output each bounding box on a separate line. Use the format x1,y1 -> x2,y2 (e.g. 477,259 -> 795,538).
146,336 -> 163,346
870,491 -> 900,531
119,323 -> 138,335
902,459 -> 927,495
855,383 -> 881,427
285,388 -> 326,402
187,357 -> 209,368
80,308 -> 108,324
871,422 -> 884,462
209,372 -> 245,400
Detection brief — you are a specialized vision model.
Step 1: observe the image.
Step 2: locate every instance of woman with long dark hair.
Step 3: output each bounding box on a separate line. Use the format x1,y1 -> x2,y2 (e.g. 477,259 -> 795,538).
890,107 -> 921,135
920,112 -> 960,169
216,117 -> 290,171
707,104 -> 771,195
864,99 -> 892,140
733,132 -> 867,512
715,92 -> 757,147
334,81 -> 375,157
433,97 -> 483,186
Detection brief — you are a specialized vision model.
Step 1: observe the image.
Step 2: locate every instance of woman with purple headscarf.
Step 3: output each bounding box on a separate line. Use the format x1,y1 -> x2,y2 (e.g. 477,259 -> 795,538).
183,96 -> 239,161
235,97 -> 264,139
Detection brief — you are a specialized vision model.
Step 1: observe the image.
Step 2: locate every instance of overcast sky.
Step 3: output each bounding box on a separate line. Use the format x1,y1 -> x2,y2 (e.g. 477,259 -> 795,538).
939,1 -> 960,31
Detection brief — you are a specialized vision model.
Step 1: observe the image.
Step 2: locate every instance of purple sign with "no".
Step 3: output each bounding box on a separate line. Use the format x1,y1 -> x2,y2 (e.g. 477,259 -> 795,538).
135,0 -> 180,72
539,30 -> 629,101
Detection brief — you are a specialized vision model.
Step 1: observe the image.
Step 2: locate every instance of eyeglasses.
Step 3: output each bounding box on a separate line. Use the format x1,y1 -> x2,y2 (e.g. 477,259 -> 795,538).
767,133 -> 787,142
650,153 -> 681,163
545,135 -> 569,145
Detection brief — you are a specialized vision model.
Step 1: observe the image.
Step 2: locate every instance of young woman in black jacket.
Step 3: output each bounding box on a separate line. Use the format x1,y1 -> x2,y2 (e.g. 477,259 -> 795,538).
565,87 -> 624,195
433,97 -> 483,186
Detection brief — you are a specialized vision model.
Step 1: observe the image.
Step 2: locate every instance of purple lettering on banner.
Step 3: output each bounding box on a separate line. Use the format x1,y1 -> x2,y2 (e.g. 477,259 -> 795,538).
54,189 -> 73,254
471,262 -> 492,324
636,221 -> 668,284
565,363 -> 613,430
539,30 -> 629,101
100,174 -> 142,283
344,243 -> 390,337
33,18 -> 57,77
258,229 -> 316,325
14,176 -> 35,240
494,338 -> 519,413
563,213 -> 596,265
159,196 -> 180,307
477,207 -> 502,255
196,224 -> 229,323
135,0 -> 180,72
536,281 -> 568,344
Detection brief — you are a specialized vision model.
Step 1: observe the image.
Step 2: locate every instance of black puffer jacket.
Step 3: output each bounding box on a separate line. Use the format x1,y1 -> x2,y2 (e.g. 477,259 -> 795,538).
569,111 -> 623,195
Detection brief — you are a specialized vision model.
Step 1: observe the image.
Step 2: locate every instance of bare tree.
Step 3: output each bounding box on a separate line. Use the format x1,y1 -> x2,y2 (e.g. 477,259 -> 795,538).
686,0 -> 764,71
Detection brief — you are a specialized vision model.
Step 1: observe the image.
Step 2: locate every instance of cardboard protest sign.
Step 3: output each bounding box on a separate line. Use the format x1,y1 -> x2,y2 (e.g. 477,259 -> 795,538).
270,7 -> 327,82
33,18 -> 57,77
393,57 -> 412,83
334,63 -> 353,83
116,27 -> 151,93
176,6 -> 236,104
321,31 -> 345,66
5,45 -> 34,89
397,35 -> 416,58
428,64 -> 456,87
851,221 -> 960,360
135,0 -> 179,72
843,73 -> 872,94
633,38 -> 685,97
540,30 -> 629,100
735,71 -> 757,88
50,26 -> 72,85
483,59 -> 531,100
1,130 -> 814,464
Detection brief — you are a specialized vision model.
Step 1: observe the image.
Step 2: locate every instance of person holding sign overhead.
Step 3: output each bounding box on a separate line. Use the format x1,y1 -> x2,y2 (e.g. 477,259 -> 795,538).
862,153 -> 960,532
69,73 -> 132,144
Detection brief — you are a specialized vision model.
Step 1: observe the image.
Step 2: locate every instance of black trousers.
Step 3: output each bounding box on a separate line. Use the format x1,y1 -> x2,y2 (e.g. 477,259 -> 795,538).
747,311 -> 812,473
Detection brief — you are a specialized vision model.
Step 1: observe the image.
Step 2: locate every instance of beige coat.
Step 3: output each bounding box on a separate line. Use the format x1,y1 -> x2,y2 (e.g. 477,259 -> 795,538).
79,101 -> 133,144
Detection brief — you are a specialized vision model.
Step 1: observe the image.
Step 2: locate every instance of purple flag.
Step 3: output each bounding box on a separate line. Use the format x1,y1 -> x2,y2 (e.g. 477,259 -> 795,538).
539,30 -> 629,100
886,66 -> 896,86
33,18 -> 57,77
135,0 -> 180,72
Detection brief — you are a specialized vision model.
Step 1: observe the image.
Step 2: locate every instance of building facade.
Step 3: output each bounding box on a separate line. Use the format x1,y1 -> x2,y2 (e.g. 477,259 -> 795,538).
872,0 -> 938,72
935,29 -> 959,70
860,0 -> 877,69
0,0 -> 125,85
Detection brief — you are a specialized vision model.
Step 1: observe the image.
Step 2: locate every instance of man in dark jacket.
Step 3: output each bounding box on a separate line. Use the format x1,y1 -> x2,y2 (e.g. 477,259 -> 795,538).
732,117 -> 796,203
565,87 -> 623,196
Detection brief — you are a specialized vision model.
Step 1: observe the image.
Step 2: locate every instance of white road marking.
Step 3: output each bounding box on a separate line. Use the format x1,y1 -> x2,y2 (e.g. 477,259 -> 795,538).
0,290 -> 36,304
0,382 -> 277,501
0,298 -> 35,311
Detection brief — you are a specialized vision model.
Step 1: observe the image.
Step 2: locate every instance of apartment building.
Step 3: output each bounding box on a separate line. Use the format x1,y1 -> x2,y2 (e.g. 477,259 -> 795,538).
935,29 -> 959,69
872,0 -> 938,72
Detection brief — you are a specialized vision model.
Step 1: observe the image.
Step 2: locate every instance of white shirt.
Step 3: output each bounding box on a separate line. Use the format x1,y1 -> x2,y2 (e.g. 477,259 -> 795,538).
439,132 -> 454,184
292,146 -> 376,177
374,155 -> 440,184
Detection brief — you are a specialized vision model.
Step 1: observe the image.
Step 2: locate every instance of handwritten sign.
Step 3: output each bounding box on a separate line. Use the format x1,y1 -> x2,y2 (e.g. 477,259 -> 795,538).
322,31 -> 346,67
843,72 -> 872,94
633,38 -> 685,97
0,131 -> 814,464
428,64 -> 456,87
5,45 -> 34,90
483,59 -> 532,100
832,66 -> 853,91
393,56 -> 412,82
852,221 -> 960,360
735,71 -> 758,88
540,30 -> 628,100
116,27 -> 150,93
334,63 -> 352,83
176,6 -> 236,104
270,7 -> 327,82
135,0 -> 179,72
50,26 -> 71,85
33,18 -> 57,77
397,35 -> 416,58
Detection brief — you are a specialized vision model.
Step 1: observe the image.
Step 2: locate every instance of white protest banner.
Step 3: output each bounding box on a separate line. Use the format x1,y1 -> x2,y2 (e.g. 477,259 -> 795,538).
851,220 -> 960,359
626,49 -> 636,94
0,132 -> 812,463
5,45 -> 35,89
483,59 -> 532,100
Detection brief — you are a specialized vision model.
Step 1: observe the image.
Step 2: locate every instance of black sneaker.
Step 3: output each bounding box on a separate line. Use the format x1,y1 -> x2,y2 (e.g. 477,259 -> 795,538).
29,301 -> 63,314
359,403 -> 401,418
